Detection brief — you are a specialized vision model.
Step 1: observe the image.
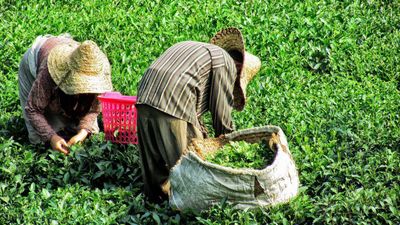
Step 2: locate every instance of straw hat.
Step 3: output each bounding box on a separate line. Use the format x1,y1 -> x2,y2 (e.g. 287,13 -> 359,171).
210,28 -> 261,111
47,40 -> 113,95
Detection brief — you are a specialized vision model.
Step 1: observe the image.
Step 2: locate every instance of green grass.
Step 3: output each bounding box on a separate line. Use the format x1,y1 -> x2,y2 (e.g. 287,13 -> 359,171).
1,0 -> 399,224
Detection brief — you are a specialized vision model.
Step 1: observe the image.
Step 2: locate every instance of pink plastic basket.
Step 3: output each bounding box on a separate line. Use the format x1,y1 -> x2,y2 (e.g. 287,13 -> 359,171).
98,92 -> 138,144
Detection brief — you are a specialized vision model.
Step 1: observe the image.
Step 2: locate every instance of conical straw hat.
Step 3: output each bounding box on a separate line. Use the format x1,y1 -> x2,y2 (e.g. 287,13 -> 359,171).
47,40 -> 113,95
210,28 -> 261,111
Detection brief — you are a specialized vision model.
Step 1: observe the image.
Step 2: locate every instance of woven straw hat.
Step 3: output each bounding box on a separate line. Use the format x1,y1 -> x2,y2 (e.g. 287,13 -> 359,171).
211,28 -> 261,111
47,40 -> 113,95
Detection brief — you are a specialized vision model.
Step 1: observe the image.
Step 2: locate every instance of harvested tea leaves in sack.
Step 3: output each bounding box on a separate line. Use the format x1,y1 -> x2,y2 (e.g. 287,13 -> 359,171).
204,140 -> 276,169
168,126 -> 300,210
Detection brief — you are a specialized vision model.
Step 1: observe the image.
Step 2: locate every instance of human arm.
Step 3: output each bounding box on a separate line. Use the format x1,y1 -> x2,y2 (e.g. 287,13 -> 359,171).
67,128 -> 89,146
50,134 -> 70,155
67,96 -> 101,146
25,60 -> 61,142
209,54 -> 237,137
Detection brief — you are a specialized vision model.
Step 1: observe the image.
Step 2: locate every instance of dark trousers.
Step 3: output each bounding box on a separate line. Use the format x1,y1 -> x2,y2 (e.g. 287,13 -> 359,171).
137,104 -> 203,203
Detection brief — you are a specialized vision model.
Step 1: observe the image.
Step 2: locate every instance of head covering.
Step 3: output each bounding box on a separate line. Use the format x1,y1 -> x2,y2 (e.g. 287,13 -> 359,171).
47,40 -> 113,95
210,27 -> 261,111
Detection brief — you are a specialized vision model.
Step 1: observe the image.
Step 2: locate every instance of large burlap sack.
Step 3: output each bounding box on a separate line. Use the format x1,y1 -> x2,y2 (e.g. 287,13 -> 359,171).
166,125 -> 300,211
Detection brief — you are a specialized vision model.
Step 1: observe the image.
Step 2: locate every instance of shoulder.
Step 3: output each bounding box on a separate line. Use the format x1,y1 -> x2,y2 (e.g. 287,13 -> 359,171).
39,37 -> 77,61
208,46 -> 234,68
36,58 -> 57,88
168,41 -> 213,51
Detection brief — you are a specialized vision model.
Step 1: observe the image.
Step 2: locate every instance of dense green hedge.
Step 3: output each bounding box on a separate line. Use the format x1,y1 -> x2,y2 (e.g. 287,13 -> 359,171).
1,0 -> 399,224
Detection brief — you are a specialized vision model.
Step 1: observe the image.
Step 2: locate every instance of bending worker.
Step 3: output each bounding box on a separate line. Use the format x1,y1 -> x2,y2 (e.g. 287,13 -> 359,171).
18,34 -> 113,154
136,27 -> 261,202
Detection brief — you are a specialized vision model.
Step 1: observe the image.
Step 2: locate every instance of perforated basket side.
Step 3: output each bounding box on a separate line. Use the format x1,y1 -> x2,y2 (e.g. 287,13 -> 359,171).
98,93 -> 138,144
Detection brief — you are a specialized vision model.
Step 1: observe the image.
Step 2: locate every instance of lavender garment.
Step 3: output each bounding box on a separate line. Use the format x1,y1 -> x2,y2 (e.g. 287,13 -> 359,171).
18,35 -> 100,144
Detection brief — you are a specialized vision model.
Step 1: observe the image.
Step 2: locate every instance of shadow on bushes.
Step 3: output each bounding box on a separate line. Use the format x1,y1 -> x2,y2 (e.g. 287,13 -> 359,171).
0,116 -> 30,144
0,115 -> 142,195
31,138 -> 143,192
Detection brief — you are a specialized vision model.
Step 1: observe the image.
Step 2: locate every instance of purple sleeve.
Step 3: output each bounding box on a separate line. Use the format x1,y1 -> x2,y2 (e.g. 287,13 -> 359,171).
78,97 -> 101,133
25,59 -> 57,142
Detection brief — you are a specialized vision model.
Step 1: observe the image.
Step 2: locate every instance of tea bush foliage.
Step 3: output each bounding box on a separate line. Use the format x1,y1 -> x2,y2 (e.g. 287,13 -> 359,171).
0,0 -> 399,224
204,141 -> 276,169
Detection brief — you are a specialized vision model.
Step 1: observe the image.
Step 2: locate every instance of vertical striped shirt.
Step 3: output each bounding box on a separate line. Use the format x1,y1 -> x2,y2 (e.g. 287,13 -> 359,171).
137,41 -> 237,136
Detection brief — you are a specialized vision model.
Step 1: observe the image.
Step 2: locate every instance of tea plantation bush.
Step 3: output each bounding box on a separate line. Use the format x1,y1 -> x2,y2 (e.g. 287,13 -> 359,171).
1,0 -> 399,224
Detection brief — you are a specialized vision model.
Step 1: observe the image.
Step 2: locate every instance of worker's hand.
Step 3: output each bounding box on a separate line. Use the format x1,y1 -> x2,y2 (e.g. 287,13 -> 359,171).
50,134 -> 70,155
67,129 -> 89,146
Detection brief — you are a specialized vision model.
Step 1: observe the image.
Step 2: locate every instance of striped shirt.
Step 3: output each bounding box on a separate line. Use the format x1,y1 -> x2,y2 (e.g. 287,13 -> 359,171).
137,41 -> 237,136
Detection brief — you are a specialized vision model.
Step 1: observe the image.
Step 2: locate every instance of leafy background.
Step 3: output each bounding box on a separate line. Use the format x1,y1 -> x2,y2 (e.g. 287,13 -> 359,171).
0,0 -> 399,224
